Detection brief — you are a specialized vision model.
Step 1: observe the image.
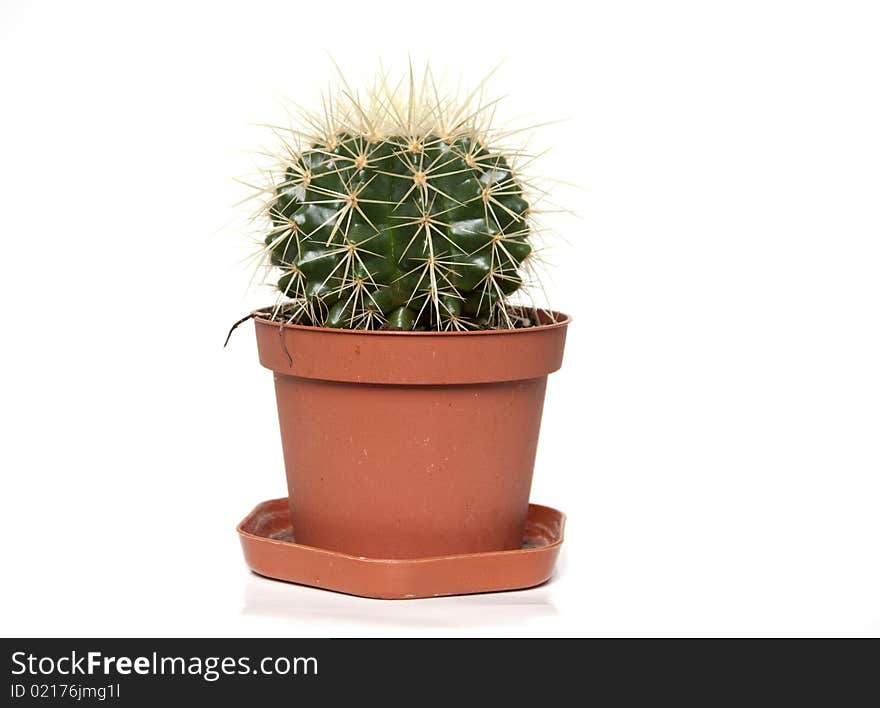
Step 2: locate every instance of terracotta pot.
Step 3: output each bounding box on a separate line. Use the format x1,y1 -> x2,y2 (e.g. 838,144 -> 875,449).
254,310 -> 569,559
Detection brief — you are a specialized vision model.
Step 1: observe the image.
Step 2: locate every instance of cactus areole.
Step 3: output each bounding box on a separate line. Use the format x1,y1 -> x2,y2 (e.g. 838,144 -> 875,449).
255,69 -> 553,331
238,68 -> 571,571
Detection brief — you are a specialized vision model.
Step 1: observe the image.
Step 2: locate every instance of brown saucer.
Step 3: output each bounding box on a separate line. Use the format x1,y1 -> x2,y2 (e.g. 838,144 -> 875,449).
237,498 -> 566,600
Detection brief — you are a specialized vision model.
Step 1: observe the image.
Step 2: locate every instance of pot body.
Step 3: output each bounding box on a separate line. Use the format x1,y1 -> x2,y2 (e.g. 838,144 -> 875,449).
255,312 -> 568,559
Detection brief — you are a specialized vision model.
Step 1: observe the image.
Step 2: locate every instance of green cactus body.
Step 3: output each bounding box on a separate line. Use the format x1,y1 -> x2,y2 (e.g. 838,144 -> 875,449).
259,75 -> 538,330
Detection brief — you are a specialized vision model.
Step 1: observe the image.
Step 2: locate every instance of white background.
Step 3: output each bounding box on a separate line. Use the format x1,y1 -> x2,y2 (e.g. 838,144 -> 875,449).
1,0 -> 878,637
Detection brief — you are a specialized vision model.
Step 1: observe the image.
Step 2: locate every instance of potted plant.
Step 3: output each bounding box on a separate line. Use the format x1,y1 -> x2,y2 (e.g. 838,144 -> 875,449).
233,68 -> 570,584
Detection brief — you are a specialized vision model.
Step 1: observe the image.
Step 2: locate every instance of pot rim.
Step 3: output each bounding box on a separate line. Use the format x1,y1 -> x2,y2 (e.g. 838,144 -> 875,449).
252,307 -> 571,337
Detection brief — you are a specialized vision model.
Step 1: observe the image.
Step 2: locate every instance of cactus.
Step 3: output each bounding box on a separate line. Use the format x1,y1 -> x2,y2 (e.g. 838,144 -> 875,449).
254,68 -> 545,330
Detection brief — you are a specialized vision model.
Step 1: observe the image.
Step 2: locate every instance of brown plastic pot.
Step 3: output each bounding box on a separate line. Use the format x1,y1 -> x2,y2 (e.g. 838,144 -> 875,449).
254,310 -> 569,559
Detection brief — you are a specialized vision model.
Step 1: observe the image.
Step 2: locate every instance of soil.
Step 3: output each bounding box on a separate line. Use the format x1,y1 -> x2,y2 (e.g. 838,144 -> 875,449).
250,305 -> 547,331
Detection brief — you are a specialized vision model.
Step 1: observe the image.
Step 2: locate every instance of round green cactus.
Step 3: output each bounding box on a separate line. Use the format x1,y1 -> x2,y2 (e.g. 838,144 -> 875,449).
257,70 -> 541,330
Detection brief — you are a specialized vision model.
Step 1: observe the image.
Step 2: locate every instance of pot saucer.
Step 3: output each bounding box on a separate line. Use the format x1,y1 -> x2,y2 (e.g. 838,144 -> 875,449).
237,498 -> 565,600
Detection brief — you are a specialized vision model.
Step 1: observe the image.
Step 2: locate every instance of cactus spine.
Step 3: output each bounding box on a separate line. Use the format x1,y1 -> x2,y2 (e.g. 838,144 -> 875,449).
255,68 -> 543,330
